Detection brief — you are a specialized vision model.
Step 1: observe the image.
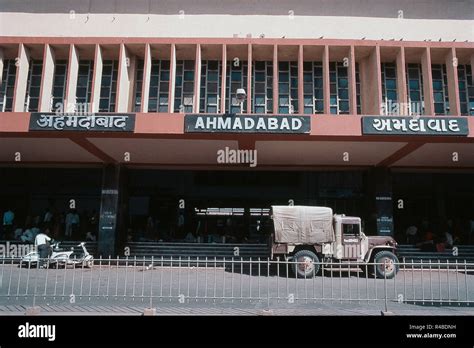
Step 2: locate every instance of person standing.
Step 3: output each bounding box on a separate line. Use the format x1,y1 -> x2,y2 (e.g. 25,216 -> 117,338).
177,213 -> 185,239
405,224 -> 418,245
89,209 -> 98,234
43,208 -> 53,228
34,231 -> 51,268
2,208 -> 14,239
71,209 -> 80,240
65,209 -> 80,240
65,209 -> 74,239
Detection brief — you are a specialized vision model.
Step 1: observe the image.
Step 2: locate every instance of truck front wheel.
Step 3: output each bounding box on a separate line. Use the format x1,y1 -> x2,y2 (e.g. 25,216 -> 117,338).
373,251 -> 399,279
292,250 -> 320,278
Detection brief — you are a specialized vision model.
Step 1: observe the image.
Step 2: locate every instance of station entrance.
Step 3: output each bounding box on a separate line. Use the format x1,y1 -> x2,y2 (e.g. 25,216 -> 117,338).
1,167 -> 473,256
392,172 -> 474,245
124,169 -> 368,245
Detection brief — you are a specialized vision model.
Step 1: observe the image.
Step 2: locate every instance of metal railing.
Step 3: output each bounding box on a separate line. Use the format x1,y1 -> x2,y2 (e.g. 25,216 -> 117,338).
0,257 -> 473,313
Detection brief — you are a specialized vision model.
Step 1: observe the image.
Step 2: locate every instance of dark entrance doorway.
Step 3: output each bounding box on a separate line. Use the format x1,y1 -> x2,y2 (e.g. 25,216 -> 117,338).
125,169 -> 367,243
0,167 -> 102,241
393,172 -> 474,245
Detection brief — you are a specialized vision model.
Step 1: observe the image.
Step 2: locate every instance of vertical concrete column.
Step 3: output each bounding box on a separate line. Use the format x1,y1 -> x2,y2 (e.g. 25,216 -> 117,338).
348,45 -> 357,115
116,43 -> 134,112
322,45 -> 330,114
368,168 -> 394,236
126,55 -> 136,113
39,44 -> 56,112
297,45 -> 304,114
272,44 -> 278,114
360,46 -> 382,115
90,44 -> 104,113
141,43 -> 152,113
470,53 -> 474,113
168,44 -> 176,113
98,165 -> 122,258
193,44 -> 201,113
220,44 -> 227,114
13,44 -> 30,112
445,47 -> 460,116
471,54 -> 474,81
421,47 -> 434,115
396,47 -> 408,109
0,48 -> 4,90
116,168 -> 129,254
65,44 -> 79,112
246,44 -> 252,114
375,46 -> 383,115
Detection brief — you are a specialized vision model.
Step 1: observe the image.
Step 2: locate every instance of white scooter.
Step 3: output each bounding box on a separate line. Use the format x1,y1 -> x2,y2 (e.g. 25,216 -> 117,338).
21,241 -> 94,268
69,242 -> 94,268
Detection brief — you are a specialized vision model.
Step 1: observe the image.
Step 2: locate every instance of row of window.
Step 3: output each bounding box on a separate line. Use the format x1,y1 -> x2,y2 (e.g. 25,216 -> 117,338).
0,59 -> 16,112
1,59 -> 473,115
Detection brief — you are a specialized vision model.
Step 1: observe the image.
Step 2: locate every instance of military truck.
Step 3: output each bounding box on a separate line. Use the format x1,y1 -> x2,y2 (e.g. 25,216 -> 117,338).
270,206 -> 399,279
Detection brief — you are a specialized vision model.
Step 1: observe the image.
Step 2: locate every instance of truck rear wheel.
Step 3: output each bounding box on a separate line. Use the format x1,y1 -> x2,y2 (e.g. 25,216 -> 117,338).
373,251 -> 399,279
292,250 -> 320,278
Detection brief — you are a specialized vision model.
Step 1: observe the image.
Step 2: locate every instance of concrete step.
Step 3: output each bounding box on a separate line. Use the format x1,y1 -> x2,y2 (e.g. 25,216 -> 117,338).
398,244 -> 474,251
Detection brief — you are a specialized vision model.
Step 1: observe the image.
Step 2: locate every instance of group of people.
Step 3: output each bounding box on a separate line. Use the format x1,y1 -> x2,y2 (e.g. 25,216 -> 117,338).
128,213 -> 269,245
404,218 -> 470,252
1,207 -> 99,243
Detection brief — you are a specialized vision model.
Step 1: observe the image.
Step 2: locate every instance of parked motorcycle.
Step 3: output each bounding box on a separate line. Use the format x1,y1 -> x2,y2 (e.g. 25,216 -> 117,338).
69,242 -> 94,268
21,241 -> 94,268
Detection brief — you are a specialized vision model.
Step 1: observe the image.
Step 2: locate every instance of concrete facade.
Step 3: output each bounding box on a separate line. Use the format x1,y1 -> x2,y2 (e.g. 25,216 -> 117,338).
0,0 -> 472,41
0,0 -> 473,254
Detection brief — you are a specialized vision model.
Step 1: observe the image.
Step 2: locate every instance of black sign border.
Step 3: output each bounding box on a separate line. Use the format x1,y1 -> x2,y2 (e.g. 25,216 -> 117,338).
184,113 -> 312,134
29,112 -> 136,132
361,116 -> 469,136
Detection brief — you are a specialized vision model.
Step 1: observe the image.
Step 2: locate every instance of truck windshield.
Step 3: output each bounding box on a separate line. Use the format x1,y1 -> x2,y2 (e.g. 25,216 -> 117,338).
342,224 -> 360,235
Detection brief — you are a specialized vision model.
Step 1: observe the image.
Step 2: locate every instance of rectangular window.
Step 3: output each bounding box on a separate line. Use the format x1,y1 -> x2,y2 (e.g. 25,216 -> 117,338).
24,59 -> 43,112
148,59 -> 170,112
75,60 -> 94,112
226,60 -> 248,113
51,60 -> 68,112
252,61 -> 273,114
174,60 -> 195,113
0,59 -> 17,112
458,64 -> 474,116
200,60 -> 221,113
406,63 -> 424,115
381,62 -> 398,115
278,61 -> 298,114
329,62 -> 360,115
98,60 -> 118,112
303,61 -> 324,114
431,64 -> 449,115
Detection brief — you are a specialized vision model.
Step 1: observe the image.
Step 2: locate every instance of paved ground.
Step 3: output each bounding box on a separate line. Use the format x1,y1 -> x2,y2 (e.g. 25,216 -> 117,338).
0,263 -> 473,315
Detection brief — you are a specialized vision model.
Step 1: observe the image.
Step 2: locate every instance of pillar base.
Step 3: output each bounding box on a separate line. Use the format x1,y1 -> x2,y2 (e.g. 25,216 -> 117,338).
25,306 -> 41,316
258,309 -> 274,316
143,308 -> 156,316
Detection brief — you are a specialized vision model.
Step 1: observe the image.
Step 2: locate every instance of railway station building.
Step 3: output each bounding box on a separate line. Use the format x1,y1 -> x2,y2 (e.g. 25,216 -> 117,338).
0,0 -> 473,256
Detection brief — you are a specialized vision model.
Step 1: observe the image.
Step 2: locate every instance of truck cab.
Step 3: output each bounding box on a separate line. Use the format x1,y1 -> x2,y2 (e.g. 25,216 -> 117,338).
324,215 -> 369,261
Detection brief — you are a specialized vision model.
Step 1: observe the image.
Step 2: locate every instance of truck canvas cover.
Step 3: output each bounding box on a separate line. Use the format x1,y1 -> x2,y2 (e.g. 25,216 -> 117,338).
272,206 -> 335,244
